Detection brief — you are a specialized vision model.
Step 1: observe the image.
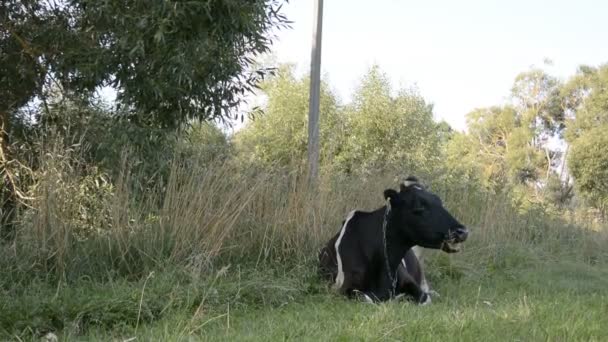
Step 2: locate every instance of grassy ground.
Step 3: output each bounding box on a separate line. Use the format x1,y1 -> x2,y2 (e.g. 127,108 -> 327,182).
3,159 -> 608,340
3,244 -> 608,341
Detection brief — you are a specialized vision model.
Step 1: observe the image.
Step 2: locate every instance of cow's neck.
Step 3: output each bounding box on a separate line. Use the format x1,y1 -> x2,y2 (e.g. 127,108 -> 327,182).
382,211 -> 414,288
384,225 -> 412,272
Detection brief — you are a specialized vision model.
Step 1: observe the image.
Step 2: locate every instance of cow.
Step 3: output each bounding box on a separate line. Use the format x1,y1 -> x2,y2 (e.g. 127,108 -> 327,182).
318,176 -> 469,304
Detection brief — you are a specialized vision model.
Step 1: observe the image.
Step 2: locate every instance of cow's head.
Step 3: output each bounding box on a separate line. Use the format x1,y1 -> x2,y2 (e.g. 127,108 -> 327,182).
383,176 -> 468,253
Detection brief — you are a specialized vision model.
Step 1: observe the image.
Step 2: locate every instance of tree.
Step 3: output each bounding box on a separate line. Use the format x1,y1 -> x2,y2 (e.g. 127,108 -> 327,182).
444,131 -> 483,186
568,125 -> 608,213
2,1 -> 89,235
435,120 -> 454,145
511,67 -> 565,138
1,0 -> 290,235
564,64 -> 608,213
446,66 -> 566,200
2,0 -> 290,128
177,122 -> 233,164
236,64 -> 444,178
333,65 -> 443,177
563,64 -> 608,141
234,64 -> 339,168
450,106 -> 515,190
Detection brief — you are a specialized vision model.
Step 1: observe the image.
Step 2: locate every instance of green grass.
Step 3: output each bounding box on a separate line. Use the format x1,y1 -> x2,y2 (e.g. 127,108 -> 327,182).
3,245 -> 608,341
3,153 -> 608,340
113,289 -> 606,342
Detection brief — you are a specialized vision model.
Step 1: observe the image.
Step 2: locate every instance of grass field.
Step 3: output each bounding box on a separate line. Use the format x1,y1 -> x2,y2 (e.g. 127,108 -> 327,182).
3,243 -> 608,341
2,161 -> 608,340
86,260 -> 608,342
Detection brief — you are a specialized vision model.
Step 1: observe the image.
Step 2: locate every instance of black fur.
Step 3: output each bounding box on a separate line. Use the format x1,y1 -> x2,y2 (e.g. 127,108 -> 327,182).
318,176 -> 468,302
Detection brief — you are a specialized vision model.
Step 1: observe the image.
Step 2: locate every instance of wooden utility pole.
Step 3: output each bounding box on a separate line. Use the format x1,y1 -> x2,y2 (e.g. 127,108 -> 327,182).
307,0 -> 323,183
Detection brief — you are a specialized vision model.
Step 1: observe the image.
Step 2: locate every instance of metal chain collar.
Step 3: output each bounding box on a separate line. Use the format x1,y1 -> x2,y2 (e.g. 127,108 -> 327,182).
381,199 -> 399,298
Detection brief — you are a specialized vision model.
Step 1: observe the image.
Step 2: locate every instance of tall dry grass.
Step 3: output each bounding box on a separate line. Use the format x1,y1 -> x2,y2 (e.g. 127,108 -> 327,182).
3,146 -> 608,284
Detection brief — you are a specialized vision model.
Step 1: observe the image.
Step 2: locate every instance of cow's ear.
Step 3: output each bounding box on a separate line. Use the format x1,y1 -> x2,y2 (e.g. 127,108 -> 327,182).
403,176 -> 419,187
383,189 -> 399,202
400,183 -> 418,192
401,175 -> 425,191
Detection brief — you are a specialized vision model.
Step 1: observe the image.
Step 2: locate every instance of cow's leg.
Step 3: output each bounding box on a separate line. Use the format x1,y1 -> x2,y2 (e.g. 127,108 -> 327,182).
341,269 -> 372,299
365,254 -> 399,302
395,260 -> 430,304
351,289 -> 376,303
410,247 -> 439,297
418,271 -> 440,298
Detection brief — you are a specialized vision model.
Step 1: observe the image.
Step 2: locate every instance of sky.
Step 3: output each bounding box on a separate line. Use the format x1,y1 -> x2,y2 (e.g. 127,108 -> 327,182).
268,0 -> 608,131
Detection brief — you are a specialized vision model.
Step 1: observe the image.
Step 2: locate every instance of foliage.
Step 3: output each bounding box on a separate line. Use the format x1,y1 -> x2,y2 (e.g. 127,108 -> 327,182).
1,0 -> 289,235
32,97 -> 179,189
445,67 -> 569,211
177,122 -> 233,165
511,67 -> 565,137
3,6 -> 608,337
12,91 -> 233,193
1,51 -> 608,339
331,65 -> 444,177
563,65 -> 608,212
563,65 -> 608,141
234,64 -> 340,168
568,125 -> 608,212
1,0 -> 290,127
3,247 -> 608,340
455,106 -> 515,190
236,64 -> 445,178
29,152 -> 116,240
543,173 -> 574,208
2,156 -> 608,338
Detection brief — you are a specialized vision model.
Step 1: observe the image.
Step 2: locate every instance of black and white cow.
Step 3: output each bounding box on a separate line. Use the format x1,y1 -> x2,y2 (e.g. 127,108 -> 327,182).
318,176 -> 469,303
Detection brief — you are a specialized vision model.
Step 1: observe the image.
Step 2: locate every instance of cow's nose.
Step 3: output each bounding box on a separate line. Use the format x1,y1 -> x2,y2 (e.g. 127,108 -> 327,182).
454,227 -> 469,242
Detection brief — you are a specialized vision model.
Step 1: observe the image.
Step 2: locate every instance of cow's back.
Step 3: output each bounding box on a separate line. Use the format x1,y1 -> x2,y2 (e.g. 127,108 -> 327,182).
319,210 -> 385,292
318,210 -> 378,283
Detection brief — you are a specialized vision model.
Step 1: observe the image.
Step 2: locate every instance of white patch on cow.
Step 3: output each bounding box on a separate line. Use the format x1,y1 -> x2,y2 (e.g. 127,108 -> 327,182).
420,277 -> 430,293
42,333 -> 58,342
334,210 -> 357,290
403,179 -> 417,187
412,246 -> 431,293
394,293 -> 405,300
353,290 -> 375,304
362,293 -> 375,304
401,258 -> 407,271
412,246 -> 422,259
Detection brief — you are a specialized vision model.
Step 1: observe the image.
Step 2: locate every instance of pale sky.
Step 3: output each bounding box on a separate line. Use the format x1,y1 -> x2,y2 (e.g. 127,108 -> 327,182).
270,0 -> 608,131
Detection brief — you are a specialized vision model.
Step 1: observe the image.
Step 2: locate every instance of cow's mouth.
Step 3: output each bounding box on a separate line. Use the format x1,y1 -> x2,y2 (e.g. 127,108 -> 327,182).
441,239 -> 462,253
441,227 -> 469,253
